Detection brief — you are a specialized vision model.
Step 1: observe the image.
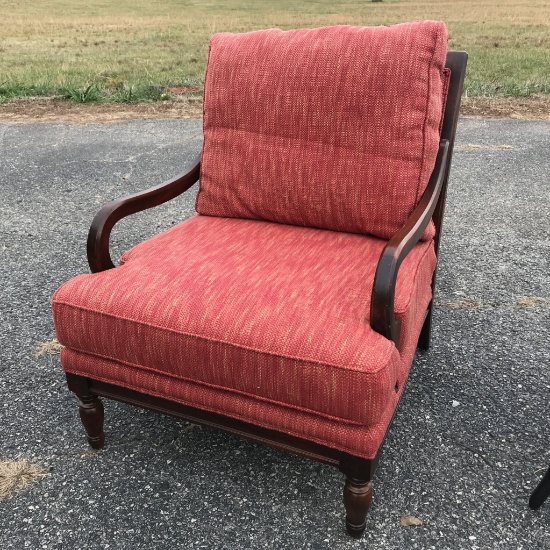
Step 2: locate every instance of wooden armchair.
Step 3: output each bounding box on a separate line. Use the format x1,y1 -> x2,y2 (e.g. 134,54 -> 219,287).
53,22 -> 467,537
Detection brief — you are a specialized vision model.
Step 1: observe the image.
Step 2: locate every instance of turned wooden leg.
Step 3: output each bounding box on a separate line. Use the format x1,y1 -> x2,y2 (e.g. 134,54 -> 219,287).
79,395 -> 105,449
340,452 -> 378,538
65,373 -> 105,449
417,306 -> 433,351
343,478 -> 373,538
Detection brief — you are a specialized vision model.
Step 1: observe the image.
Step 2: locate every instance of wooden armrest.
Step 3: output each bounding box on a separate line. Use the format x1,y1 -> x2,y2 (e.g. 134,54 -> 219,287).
370,140 -> 450,344
87,155 -> 201,273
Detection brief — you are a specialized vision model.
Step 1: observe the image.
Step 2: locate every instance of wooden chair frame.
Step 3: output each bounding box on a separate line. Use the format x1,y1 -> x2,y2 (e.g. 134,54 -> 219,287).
67,51 -> 468,537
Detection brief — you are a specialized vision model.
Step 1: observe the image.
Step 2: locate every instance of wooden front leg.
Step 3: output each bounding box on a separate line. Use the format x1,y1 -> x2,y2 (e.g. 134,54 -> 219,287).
79,395 -> 105,449
340,452 -> 379,537
66,373 -> 105,449
343,478 -> 373,537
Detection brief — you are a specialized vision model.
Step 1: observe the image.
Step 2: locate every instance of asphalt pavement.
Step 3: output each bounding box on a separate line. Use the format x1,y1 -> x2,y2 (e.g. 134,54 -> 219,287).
0,117 -> 549,549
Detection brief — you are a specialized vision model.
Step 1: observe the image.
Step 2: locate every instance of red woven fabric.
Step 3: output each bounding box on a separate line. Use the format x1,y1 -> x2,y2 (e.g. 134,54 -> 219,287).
196,22 -> 448,240
53,216 -> 436,431
60,347 -> 399,459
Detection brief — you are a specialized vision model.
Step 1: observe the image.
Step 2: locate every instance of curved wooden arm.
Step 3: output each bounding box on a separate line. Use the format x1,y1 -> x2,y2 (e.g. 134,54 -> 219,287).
87,155 -> 201,273
370,140 -> 449,344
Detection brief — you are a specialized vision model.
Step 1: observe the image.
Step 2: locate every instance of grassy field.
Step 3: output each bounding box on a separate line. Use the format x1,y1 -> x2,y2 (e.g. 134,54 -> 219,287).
1,0 -> 549,103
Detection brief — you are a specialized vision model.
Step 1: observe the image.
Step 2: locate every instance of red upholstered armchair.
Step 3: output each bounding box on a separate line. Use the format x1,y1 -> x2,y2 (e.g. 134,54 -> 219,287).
52,22 -> 467,537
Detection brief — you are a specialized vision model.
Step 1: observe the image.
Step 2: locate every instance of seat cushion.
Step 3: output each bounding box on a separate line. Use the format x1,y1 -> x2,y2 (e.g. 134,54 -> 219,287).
196,22 -> 448,240
53,216 -> 435,430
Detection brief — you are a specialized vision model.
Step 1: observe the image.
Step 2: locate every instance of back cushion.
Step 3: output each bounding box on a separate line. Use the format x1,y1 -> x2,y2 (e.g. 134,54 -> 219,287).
196,21 -> 448,240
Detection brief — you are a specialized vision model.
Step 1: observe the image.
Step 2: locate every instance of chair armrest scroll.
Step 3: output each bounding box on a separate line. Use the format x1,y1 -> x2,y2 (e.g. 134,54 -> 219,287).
370,140 -> 449,344
87,155 -> 201,273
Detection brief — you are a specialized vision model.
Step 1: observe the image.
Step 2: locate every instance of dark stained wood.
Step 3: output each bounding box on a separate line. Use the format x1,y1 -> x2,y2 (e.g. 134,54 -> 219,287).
66,373 -> 105,449
340,453 -> 378,537
62,51 -> 468,536
81,376 -> 376,468
87,155 -> 201,273
420,51 -> 469,350
370,51 -> 468,348
339,452 -> 379,480
434,51 -> 469,255
370,140 -> 449,344
529,466 -> 550,510
79,396 -> 105,449
68,374 -> 381,533
343,479 -> 373,537
417,310 -> 432,351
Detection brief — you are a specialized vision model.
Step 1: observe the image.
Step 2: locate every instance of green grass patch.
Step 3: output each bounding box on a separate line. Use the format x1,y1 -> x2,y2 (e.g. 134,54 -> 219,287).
1,0 -> 549,103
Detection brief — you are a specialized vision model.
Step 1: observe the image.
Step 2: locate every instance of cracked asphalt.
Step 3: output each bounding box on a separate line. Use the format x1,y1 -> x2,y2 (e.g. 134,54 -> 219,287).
0,117 -> 549,549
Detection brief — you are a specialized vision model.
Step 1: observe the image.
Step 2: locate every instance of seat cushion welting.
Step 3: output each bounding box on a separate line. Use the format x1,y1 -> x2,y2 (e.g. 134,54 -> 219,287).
53,216 -> 436,458
196,21 -> 449,240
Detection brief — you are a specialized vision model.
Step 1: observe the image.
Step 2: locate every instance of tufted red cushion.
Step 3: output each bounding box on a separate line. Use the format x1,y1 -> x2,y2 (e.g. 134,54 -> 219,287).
196,21 -> 448,240
53,216 -> 436,439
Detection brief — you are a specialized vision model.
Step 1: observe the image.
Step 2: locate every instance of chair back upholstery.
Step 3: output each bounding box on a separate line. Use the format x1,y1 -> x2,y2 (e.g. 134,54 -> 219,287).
196,21 -> 449,240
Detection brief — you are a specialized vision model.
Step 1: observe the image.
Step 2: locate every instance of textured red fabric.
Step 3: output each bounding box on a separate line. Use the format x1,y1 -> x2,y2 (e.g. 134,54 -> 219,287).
57,237 -> 433,461
60,347 -> 400,459
53,216 -> 436,429
196,22 -> 448,240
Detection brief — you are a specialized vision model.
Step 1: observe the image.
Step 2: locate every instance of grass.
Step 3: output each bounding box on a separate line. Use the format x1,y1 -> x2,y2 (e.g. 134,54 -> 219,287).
0,0 -> 549,103
35,338 -> 63,357
0,459 -> 49,500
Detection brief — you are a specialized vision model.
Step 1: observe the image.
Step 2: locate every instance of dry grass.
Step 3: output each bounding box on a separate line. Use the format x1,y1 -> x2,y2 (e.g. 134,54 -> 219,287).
0,96 -> 203,123
461,95 -> 550,119
445,298 -> 483,310
1,94 -> 548,123
0,459 -> 49,500
456,144 -> 513,151
0,0 -> 548,102
516,296 -> 547,308
36,338 -> 63,357
441,296 -> 548,311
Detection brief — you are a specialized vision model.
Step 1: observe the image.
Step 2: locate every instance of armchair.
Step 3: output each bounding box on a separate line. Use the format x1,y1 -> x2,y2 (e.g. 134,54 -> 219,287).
53,22 -> 467,537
